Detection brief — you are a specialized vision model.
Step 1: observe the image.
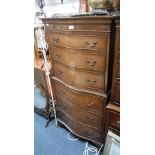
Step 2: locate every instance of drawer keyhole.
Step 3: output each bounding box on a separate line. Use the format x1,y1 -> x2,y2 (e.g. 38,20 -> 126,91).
55,54 -> 61,59
53,38 -> 59,43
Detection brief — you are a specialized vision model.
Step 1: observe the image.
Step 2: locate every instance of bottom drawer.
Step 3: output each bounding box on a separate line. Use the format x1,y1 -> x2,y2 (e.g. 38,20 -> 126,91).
57,109 -> 103,145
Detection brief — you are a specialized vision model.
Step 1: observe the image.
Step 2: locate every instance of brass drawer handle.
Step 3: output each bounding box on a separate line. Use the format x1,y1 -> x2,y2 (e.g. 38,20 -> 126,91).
85,41 -> 97,48
87,79 -> 96,84
55,54 -> 61,59
53,38 -> 59,43
86,60 -> 96,67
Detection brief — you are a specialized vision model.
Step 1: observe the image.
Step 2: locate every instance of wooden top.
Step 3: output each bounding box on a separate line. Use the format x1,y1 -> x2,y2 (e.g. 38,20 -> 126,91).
41,15 -> 120,22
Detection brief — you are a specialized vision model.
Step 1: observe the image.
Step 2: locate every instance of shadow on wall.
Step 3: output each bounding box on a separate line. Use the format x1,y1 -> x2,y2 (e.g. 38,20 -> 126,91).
44,0 -> 80,16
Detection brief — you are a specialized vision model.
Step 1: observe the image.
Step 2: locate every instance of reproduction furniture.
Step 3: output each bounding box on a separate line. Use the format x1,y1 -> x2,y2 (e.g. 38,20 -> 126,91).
42,15 -> 119,146
104,19 -> 120,138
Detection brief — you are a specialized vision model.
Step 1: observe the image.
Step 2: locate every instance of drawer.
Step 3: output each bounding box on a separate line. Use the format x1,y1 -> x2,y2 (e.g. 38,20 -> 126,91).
56,97 -> 103,130
109,111 -> 120,131
50,46 -> 105,72
52,62 -> 105,93
54,81 -> 105,114
57,109 -> 103,144
45,23 -> 110,32
49,33 -> 107,51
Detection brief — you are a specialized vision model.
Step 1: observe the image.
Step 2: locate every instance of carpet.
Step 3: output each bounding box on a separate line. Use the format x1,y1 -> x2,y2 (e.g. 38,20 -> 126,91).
34,113 -> 98,155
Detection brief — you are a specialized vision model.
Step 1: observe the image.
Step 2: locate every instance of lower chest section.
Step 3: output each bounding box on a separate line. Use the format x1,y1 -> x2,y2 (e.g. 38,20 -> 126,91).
54,80 -> 106,145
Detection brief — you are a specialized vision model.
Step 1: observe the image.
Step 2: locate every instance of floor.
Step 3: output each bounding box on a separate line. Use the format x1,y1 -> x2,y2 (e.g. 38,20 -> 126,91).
34,113 -> 99,155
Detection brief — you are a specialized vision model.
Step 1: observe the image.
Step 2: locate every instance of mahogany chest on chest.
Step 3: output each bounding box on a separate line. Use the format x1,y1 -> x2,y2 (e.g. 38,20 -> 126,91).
42,15 -> 119,145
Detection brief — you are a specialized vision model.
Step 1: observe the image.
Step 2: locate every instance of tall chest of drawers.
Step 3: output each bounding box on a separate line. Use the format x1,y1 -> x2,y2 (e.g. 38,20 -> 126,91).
42,16 -> 119,146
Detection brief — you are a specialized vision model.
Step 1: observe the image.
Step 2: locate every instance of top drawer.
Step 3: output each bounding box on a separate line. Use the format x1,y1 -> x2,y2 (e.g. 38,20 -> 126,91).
45,24 -> 110,32
49,33 -> 107,51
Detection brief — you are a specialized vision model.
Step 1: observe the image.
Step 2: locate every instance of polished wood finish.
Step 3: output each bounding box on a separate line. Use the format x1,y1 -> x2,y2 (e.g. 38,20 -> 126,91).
42,15 -> 119,145
54,80 -> 105,114
56,97 -> 103,130
57,110 -> 102,144
110,19 -> 120,106
49,33 -> 107,51
50,46 -> 105,72
52,61 -> 105,93
45,24 -> 110,32
104,19 -> 120,139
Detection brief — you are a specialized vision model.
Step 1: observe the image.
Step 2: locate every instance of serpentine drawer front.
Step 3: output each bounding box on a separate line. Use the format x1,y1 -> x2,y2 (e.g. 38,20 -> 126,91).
50,46 -> 105,72
54,81 -> 105,114
57,110 -> 103,145
56,97 -> 103,130
49,33 -> 107,51
42,15 -> 119,146
53,61 -> 105,93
